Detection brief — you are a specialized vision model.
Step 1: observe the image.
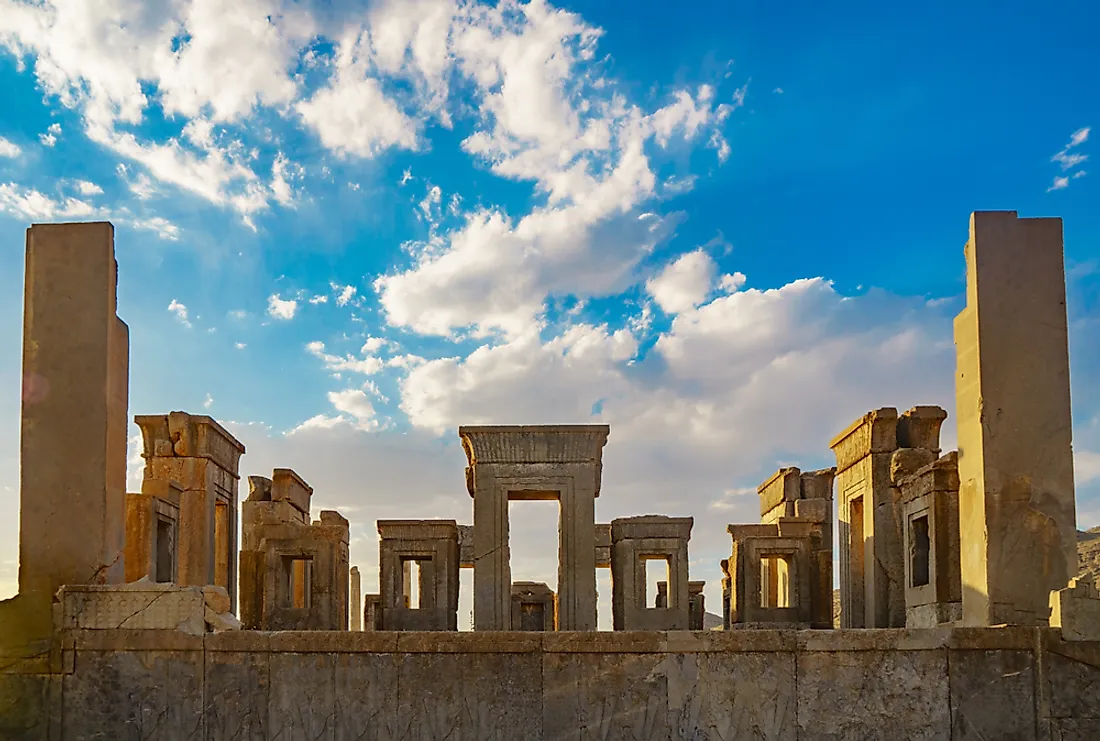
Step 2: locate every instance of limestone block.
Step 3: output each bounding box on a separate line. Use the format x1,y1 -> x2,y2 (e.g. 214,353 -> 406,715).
829,407 -> 898,473
949,649 -> 1036,740
1047,649 -> 1100,720
246,475 -> 272,502
333,653 -> 399,740
794,498 -> 830,524
955,211 -> 1077,626
398,652 -> 542,741
800,467 -> 836,501
759,467 -> 802,518
61,648 -> 204,740
1050,576 -> 1100,641
271,468 -> 313,514
58,584 -> 206,634
796,650 -> 950,740
204,606 -> 241,633
891,447 -> 938,484
202,585 -> 231,614
204,649 -> 270,740
269,653 -> 336,739
896,405 -> 948,452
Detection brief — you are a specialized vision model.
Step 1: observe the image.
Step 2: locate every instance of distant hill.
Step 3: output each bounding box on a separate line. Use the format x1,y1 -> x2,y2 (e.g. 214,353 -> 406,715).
829,527 -> 1100,627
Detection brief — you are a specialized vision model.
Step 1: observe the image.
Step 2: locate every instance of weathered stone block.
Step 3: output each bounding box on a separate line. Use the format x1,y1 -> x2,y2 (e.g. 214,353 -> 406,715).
205,650 -> 270,741
796,650 -> 950,740
269,652 -> 336,740
949,649 -> 1036,740
58,584 -> 206,634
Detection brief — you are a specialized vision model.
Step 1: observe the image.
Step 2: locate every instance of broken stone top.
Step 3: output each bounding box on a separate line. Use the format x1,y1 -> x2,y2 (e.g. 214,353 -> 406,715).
829,405 -> 947,473
377,519 -> 459,540
459,424 -> 610,465
247,472 -> 272,501
135,411 -> 245,473
758,467 -> 836,517
895,406 -> 948,452
611,515 -> 693,542
271,468 -> 312,514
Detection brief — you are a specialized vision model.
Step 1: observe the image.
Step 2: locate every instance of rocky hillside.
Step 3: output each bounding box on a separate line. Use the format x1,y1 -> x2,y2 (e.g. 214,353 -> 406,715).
1079,527 -> 1100,582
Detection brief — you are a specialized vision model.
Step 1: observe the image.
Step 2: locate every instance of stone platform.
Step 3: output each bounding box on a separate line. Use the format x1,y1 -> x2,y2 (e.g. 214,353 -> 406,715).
2,627 -> 1098,739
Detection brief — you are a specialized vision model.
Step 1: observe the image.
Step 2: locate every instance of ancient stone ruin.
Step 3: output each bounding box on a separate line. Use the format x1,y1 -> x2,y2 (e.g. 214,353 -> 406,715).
0,213 -> 1097,739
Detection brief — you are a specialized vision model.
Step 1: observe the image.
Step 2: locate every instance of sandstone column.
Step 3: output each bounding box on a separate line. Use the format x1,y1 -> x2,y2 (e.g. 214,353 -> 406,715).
954,211 -> 1077,626
350,566 -> 362,631
19,222 -> 129,608
558,470 -> 599,630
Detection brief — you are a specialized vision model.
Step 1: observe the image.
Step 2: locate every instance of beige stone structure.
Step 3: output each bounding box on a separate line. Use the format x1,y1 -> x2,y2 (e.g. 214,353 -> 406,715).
759,466 -> 836,629
656,579 -> 707,630
363,593 -> 382,631
8,223 -> 130,648
831,405 -> 947,627
1050,576 -> 1100,641
460,425 -> 609,631
511,581 -> 557,631
896,451 -> 963,627
124,479 -> 183,584
377,519 -> 460,631
955,211 -> 1078,626
350,566 -> 362,631
611,516 -> 693,630
239,469 -> 350,630
135,412 -> 245,612
726,523 -> 814,627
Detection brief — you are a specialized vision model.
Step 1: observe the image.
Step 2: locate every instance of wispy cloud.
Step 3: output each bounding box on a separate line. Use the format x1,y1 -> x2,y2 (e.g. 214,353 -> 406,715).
0,136 -> 21,158
168,299 -> 192,328
0,182 -> 97,220
1048,126 -> 1090,191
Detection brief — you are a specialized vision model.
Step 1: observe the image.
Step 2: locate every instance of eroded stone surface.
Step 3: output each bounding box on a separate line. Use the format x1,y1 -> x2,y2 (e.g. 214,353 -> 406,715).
949,650 -> 1035,740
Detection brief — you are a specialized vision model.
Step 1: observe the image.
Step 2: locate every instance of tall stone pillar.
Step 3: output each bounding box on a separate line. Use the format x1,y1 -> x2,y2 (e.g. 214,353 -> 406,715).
460,425 -> 609,631
17,222 -> 130,613
954,211 -> 1077,626
136,413 -> 245,613
350,566 -> 362,631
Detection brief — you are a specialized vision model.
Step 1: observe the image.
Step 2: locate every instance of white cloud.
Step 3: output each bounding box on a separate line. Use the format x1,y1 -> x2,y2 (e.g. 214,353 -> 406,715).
270,152 -> 301,207
38,122 -> 61,147
203,392 -> 214,409
1073,170 -> 1087,180
773,87 -> 784,94
1048,176 -> 1070,192
0,182 -> 98,220
645,249 -> 717,314
1070,127 -> 1090,147
419,184 -> 442,221
1049,126 -> 1090,187
267,294 -> 298,320
0,136 -> 21,158
309,295 -> 329,305
168,299 -> 192,327
307,340 -> 385,375
328,388 -> 379,431
719,272 -> 747,293
334,283 -> 357,307
235,342 -> 247,349
1077,450 -> 1100,485
128,216 -> 180,241
296,32 -> 420,158
75,180 -> 103,195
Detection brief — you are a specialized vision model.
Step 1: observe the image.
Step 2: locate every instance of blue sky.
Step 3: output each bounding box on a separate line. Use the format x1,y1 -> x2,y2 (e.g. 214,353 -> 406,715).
0,0 -> 1097,625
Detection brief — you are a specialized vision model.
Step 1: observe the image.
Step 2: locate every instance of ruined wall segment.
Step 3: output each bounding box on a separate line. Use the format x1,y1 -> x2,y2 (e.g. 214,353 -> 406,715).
135,412 -> 245,612
954,211 -> 1078,626
15,223 -> 130,638
460,425 -> 609,630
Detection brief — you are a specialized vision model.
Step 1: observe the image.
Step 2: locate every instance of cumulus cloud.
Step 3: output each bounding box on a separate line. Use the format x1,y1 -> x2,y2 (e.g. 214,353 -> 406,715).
0,182 -> 98,220
0,135 -> 21,158
38,122 -> 61,147
333,283 -> 357,307
645,249 -> 717,314
266,294 -> 298,320
74,180 -> 103,195
306,340 -> 385,376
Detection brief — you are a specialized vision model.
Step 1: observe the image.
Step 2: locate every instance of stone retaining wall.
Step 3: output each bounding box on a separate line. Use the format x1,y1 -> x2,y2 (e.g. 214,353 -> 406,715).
3,628 -> 1099,740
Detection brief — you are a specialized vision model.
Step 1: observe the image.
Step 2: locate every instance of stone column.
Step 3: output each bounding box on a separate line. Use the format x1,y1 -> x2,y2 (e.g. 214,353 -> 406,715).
559,470 -> 598,631
19,222 -> 129,608
954,211 -> 1077,626
136,413 -> 245,613
350,566 -> 362,631
471,475 -> 511,630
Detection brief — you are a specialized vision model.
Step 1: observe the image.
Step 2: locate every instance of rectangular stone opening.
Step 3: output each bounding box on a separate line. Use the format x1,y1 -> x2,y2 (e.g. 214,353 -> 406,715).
760,554 -> 795,608
507,499 -> 560,596
405,558 -> 423,609
214,500 -> 229,591
154,517 -> 174,583
282,556 -> 312,609
644,556 -> 671,608
849,494 -> 865,619
910,514 -> 931,588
